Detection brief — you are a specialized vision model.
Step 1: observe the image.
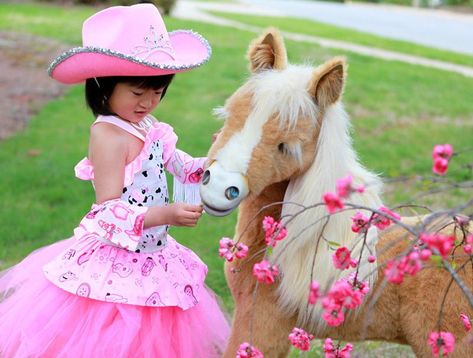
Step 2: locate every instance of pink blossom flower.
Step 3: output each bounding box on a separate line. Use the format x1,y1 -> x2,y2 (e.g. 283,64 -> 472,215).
253,260 -> 279,284
323,338 -> 336,356
467,234 -> 473,245
401,251 -> 422,276
323,338 -> 353,358
324,338 -> 335,353
464,245 -> 472,255
427,331 -> 455,357
325,280 -> 364,310
385,251 -> 422,284
433,157 -> 449,176
460,313 -> 471,332
367,255 -> 376,263
235,242 -> 249,259
384,260 -> 405,284
218,237 -> 235,261
338,343 -> 353,358
236,342 -> 264,358
420,233 -> 455,258
288,327 -> 314,351
219,238 -> 248,261
372,206 -> 400,230
336,175 -> 365,198
262,216 -> 287,247
432,144 -> 453,176
345,272 -> 370,296
323,192 -> 344,214
321,274 -> 370,327
322,303 -> 345,327
351,212 -> 370,233
433,144 -> 453,161
332,247 -> 352,270
419,248 -> 432,261
336,175 -> 353,198
308,281 -> 321,305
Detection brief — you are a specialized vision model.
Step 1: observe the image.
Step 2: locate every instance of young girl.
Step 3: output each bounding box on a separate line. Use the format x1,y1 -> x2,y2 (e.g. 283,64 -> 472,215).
0,4 -> 229,357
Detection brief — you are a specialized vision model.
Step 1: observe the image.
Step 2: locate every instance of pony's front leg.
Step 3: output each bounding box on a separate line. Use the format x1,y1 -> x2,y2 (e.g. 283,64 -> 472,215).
223,282 -> 296,358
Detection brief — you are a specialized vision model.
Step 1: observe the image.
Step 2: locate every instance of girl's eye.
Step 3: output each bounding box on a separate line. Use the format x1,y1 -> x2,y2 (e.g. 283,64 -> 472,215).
154,90 -> 163,96
132,91 -> 143,96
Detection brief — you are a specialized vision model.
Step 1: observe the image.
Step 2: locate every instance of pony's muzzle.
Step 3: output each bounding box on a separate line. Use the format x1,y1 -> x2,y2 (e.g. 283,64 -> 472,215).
199,161 -> 248,217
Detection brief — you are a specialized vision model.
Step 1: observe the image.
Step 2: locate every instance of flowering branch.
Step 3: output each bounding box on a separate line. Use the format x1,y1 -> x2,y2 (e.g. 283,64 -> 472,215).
222,144 -> 472,357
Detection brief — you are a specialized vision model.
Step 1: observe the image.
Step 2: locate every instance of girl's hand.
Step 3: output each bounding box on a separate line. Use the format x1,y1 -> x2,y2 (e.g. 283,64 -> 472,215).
166,203 -> 204,227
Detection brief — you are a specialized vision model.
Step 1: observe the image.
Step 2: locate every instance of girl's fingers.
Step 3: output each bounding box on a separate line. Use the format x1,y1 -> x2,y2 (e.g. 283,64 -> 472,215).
184,210 -> 202,219
179,213 -> 201,226
183,204 -> 204,213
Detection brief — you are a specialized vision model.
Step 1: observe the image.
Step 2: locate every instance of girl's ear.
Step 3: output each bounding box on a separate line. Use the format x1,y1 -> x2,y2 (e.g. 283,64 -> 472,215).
247,27 -> 288,73
308,57 -> 346,109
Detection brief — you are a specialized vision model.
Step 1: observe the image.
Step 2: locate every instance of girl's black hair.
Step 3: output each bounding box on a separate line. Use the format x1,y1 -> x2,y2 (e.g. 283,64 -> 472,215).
85,74 -> 175,116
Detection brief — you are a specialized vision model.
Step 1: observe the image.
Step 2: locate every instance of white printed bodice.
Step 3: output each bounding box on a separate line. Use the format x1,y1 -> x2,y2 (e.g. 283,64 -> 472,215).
120,138 -> 169,253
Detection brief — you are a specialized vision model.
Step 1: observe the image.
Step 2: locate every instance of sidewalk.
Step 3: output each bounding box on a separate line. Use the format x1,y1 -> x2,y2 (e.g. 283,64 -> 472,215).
173,0 -> 473,78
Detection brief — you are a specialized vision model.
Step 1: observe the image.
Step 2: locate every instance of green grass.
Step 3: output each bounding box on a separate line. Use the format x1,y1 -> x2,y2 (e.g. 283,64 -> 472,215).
208,10 -> 473,68
0,3 -> 95,44
0,3 -> 471,355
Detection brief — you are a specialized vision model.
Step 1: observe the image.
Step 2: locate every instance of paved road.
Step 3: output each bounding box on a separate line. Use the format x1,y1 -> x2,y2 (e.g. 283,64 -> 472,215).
174,0 -> 473,77
235,0 -> 473,56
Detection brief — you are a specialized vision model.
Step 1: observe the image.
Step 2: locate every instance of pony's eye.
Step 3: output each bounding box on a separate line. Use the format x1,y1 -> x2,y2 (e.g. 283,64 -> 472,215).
278,143 -> 285,153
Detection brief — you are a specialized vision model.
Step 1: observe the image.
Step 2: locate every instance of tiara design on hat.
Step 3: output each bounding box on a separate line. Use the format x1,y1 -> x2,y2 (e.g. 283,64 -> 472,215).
131,25 -> 176,60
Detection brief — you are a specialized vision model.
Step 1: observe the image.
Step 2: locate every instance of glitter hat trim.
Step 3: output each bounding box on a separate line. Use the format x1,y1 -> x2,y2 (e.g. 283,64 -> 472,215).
48,4 -> 212,84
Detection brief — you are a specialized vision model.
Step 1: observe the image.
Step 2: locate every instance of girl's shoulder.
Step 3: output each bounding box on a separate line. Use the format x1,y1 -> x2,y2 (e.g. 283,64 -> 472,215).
90,120 -> 131,148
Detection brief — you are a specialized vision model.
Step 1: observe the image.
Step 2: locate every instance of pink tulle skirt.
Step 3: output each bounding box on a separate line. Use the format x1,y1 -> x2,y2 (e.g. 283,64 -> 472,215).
0,240 -> 230,358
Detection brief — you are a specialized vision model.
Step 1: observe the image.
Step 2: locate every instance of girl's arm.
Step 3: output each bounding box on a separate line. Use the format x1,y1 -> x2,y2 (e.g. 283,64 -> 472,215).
164,149 -> 206,205
165,149 -> 206,185
89,122 -> 128,204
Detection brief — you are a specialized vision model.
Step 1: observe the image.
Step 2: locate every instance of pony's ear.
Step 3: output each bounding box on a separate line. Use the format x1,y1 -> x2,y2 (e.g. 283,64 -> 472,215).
247,28 -> 288,73
308,57 -> 346,109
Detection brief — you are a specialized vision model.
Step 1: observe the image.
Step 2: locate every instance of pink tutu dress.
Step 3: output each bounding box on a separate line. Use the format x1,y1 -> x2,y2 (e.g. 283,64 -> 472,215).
0,115 -> 229,358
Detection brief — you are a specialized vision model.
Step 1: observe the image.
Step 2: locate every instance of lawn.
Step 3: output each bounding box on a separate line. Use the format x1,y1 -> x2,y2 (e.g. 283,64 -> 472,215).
0,2 -> 472,356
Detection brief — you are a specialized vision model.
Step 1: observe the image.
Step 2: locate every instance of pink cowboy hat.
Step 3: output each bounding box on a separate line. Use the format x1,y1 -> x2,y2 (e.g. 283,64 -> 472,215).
48,4 -> 211,84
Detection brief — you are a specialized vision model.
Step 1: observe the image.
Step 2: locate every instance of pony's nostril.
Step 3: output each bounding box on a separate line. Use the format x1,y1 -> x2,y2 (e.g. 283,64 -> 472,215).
202,170 -> 211,185
225,186 -> 240,200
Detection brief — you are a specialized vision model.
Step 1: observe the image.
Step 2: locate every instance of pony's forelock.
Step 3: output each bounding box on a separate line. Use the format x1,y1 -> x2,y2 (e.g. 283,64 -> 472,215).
248,65 -> 319,129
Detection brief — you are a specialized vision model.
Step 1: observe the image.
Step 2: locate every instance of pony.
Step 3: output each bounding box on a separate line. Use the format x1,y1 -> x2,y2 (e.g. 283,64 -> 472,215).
200,28 -> 473,357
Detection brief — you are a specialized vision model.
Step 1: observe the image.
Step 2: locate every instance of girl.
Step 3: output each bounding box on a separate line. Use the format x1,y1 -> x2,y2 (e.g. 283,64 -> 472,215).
0,4 -> 229,357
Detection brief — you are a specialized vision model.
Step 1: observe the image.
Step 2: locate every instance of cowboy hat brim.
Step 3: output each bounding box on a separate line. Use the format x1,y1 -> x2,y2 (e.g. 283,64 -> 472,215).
49,30 -> 211,84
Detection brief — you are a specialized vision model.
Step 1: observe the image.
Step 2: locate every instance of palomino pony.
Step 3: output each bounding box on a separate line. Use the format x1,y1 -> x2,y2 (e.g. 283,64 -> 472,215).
200,29 -> 473,357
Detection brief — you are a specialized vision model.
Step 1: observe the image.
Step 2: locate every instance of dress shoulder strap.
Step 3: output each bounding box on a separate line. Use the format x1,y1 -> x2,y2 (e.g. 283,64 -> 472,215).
94,115 -> 146,141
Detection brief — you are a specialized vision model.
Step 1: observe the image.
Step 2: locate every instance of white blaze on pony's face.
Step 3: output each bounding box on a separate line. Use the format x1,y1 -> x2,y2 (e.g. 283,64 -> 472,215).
200,28 -> 346,216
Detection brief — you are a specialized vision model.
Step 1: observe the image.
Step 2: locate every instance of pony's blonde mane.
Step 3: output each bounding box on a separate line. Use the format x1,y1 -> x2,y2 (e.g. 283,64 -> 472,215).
272,100 -> 383,332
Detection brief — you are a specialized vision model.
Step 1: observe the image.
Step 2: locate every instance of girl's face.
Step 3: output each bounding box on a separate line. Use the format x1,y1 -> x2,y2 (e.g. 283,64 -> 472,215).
108,82 -> 164,123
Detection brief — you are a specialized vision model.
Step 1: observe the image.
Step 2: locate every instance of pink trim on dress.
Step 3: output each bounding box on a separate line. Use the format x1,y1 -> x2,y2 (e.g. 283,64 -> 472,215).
95,115 -> 146,141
